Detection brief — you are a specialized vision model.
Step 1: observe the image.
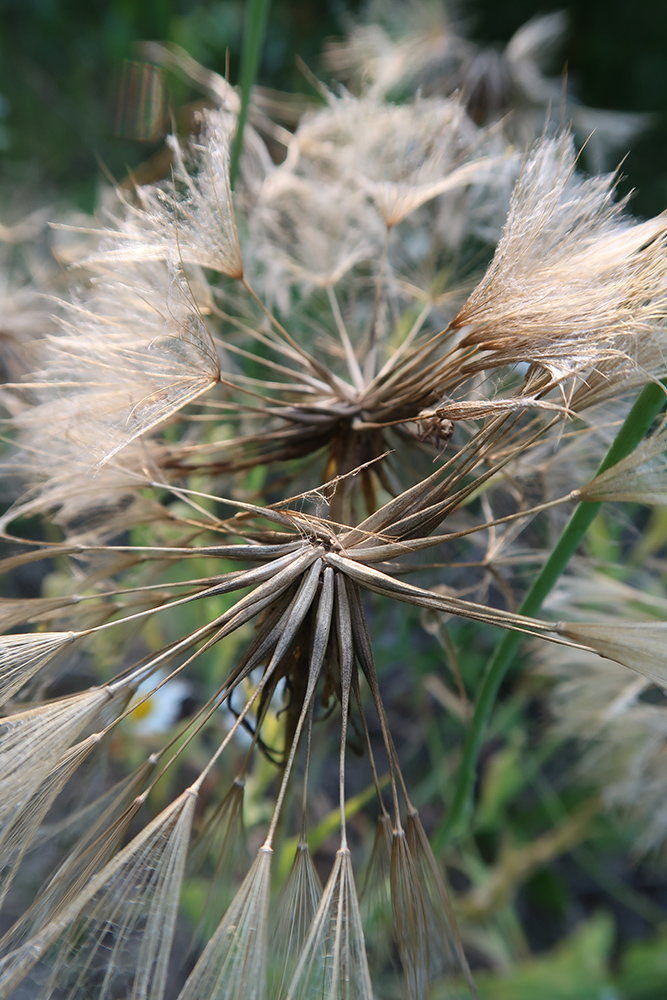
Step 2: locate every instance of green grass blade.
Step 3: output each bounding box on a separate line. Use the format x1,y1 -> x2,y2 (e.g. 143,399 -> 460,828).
440,380 -> 667,844
230,0 -> 271,188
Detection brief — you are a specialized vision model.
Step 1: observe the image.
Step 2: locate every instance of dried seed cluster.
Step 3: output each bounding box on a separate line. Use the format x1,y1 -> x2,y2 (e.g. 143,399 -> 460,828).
1,18 -> 667,1000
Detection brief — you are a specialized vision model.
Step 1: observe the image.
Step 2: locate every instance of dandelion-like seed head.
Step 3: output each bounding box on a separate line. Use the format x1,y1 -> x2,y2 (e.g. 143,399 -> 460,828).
3,23 -> 667,1000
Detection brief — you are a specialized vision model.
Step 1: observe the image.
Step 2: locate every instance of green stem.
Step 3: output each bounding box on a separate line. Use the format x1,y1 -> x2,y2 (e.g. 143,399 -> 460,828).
440,381 -> 667,844
230,0 -> 271,188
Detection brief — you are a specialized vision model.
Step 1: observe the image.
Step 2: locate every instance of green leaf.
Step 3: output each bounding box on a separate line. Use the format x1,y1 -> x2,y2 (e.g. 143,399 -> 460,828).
459,913 -> 614,1000
475,732 -> 525,830
617,932 -> 667,999
230,0 -> 271,188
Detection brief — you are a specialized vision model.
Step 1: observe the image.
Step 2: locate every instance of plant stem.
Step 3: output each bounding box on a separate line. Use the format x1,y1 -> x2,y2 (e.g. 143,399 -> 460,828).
441,381 -> 667,843
230,0 -> 271,188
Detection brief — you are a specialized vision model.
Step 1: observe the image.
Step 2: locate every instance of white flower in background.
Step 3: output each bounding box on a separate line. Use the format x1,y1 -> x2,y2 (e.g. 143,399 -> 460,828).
129,670 -> 191,736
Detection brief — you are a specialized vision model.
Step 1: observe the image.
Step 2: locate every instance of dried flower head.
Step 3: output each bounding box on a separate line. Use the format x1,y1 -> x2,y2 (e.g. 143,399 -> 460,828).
2,35 -> 667,1000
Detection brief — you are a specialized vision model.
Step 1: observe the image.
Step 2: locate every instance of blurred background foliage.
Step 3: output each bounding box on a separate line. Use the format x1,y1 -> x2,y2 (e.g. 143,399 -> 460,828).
1,0 -> 667,213
3,1 -> 667,996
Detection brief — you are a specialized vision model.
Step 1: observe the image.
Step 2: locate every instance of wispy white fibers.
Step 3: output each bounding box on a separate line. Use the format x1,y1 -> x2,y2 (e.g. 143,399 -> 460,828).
285,847 -> 375,1000
177,847 -> 272,1000
90,109 -> 244,279
577,418 -> 667,504
452,134 -> 667,400
0,631 -> 77,703
557,620 -> 667,688
0,788 -> 197,1000
11,264 -> 220,478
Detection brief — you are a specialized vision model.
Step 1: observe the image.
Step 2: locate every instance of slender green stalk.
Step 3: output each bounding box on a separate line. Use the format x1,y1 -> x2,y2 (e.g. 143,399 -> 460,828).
230,0 -> 271,188
440,381 -> 667,843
